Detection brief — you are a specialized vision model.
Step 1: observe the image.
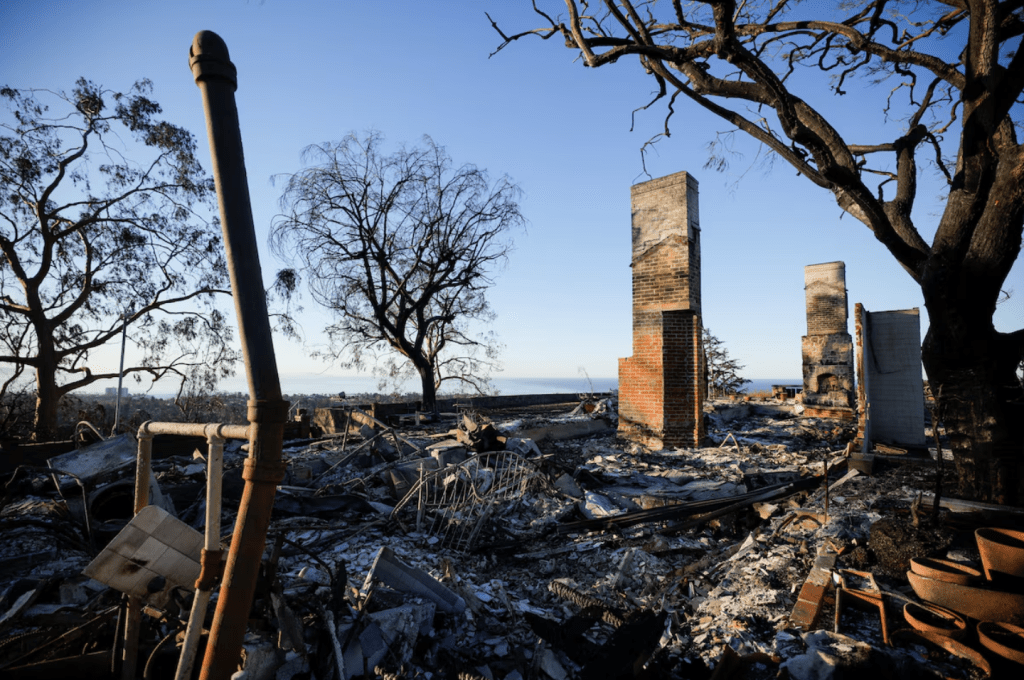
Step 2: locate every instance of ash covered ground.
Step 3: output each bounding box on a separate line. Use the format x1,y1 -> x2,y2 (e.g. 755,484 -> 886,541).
1,397 -> 1016,679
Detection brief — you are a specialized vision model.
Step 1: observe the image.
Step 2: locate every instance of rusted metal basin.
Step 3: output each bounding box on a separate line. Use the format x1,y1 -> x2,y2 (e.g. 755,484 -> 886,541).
892,629 -> 991,678
907,571 -> 1024,624
910,557 -> 983,585
976,527 -> 1024,580
903,601 -> 968,640
977,621 -> 1024,666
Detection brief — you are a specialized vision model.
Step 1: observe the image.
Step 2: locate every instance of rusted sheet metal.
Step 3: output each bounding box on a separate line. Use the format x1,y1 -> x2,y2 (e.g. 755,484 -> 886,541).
976,527 -> 1024,580
833,569 -> 889,645
977,621 -> 1024,666
907,570 -> 1024,624
189,30 -> 289,680
892,629 -> 991,678
902,601 -> 967,640
909,556 -> 984,586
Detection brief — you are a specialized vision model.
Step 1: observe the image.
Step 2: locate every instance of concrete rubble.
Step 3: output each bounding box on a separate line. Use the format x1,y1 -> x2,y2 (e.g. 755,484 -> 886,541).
1,395 -> 1021,679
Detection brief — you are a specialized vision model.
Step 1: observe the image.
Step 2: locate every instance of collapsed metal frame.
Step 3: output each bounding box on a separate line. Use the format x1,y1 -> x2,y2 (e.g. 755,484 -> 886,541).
391,450 -> 541,552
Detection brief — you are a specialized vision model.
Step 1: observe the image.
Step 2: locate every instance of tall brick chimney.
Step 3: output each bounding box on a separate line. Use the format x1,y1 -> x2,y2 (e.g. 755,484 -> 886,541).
801,261 -> 855,419
618,171 -> 705,448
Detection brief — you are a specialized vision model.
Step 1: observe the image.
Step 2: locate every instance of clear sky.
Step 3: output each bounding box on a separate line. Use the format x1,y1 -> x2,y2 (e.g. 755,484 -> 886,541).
2,1 -> 1021,394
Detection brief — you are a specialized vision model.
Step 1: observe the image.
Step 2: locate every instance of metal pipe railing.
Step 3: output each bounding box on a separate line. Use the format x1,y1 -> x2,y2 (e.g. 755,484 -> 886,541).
174,427 -> 232,680
189,30 -> 289,680
121,422 -> 252,680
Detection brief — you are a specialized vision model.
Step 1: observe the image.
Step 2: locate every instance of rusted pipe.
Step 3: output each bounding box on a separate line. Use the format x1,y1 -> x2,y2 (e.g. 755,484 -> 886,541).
139,421 -> 250,440
190,30 -> 289,680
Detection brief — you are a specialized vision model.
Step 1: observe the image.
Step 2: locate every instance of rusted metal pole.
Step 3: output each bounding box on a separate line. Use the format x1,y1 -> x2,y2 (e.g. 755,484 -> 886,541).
189,30 -> 289,680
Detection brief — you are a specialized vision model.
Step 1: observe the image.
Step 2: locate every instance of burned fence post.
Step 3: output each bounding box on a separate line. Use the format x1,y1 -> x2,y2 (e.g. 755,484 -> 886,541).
618,171 -> 705,449
188,30 -> 289,680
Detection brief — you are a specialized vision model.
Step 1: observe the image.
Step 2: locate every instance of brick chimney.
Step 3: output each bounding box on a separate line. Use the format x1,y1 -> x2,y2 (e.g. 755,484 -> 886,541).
801,261 -> 855,419
618,171 -> 705,448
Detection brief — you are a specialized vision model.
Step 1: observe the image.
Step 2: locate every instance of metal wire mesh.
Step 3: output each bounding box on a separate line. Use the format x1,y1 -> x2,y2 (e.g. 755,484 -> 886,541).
391,451 -> 539,551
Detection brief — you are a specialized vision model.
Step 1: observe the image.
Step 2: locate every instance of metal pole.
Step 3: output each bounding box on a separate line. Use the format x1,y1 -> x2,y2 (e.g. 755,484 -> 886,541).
122,432 -> 154,680
113,318 -> 128,435
175,427 -> 225,680
189,31 -> 289,680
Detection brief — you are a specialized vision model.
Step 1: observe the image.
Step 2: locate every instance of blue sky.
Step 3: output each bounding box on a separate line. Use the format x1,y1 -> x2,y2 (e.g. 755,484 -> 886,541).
2,1 -> 1021,394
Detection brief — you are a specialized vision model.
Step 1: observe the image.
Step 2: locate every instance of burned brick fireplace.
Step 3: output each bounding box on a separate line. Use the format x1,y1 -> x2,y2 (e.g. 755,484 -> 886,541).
801,261 -> 855,420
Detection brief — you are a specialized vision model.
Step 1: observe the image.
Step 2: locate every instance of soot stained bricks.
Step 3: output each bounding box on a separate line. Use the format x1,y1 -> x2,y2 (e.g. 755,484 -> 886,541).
801,262 -> 855,420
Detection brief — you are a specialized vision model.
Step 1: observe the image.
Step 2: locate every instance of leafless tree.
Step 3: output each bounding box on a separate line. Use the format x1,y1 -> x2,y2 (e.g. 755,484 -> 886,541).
271,132 -> 523,412
492,0 -> 1024,503
0,79 -> 239,440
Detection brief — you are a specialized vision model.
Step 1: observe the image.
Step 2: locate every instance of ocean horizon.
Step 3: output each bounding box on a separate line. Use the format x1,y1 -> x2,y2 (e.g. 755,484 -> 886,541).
92,375 -> 800,399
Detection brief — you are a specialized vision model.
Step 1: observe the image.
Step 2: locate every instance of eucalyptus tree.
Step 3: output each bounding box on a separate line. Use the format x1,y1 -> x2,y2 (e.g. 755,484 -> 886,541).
0,79 -> 238,439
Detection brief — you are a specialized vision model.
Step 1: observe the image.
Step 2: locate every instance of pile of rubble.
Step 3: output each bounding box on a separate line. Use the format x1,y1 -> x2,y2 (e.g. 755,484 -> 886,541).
1,396 -> 1021,679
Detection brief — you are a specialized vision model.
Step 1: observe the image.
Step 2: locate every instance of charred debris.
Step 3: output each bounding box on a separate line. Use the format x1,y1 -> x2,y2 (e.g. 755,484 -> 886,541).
2,394 -> 1022,679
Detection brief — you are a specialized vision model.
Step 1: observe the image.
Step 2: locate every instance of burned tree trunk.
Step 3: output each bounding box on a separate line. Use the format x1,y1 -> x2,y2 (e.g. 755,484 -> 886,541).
33,362 -> 60,442
922,299 -> 1024,504
417,362 -> 438,415
31,318 -> 60,442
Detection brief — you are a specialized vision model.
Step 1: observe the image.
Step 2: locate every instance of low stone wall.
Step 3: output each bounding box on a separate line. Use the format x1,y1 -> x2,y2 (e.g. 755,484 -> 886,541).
313,392 -> 598,433
435,392 -> 592,411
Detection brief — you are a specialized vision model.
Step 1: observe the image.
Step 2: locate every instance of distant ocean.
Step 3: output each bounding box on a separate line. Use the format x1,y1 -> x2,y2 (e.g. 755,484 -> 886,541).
203,374 -> 800,397
82,374 -> 800,399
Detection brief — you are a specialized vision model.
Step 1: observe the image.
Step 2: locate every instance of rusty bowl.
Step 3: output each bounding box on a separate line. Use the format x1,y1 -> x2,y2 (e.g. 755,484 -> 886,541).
891,629 -> 991,677
909,557 -> 983,586
903,601 -> 968,640
907,570 -> 1024,624
976,527 -> 1024,580
977,621 -> 1024,666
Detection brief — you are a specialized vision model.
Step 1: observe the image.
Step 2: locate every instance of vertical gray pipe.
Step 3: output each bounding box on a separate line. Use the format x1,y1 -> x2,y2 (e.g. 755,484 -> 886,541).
120,434 -> 154,680
112,318 -> 127,435
188,30 -> 289,680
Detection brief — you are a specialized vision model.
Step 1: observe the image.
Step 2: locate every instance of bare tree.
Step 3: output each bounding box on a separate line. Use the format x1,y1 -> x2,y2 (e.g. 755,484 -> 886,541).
271,132 -> 523,412
0,371 -> 34,441
493,1 -> 1024,503
0,79 -> 239,440
703,328 -> 750,398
